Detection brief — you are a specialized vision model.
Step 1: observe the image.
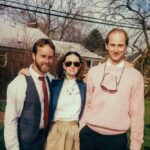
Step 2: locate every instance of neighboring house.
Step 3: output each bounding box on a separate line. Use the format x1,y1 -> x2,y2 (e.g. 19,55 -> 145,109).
0,23 -> 104,100
0,23 -> 104,69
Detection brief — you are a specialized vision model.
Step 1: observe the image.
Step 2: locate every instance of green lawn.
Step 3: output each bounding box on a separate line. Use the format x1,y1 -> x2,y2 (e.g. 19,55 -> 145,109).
0,101 -> 5,150
143,100 -> 150,150
0,102 -> 6,112
0,100 -> 150,150
0,123 -> 5,150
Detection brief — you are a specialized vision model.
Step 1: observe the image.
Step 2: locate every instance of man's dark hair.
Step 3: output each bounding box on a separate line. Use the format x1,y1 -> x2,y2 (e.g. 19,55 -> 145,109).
32,38 -> 55,55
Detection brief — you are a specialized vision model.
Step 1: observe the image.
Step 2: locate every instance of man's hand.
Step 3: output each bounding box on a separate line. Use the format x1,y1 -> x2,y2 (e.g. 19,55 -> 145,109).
18,68 -> 30,76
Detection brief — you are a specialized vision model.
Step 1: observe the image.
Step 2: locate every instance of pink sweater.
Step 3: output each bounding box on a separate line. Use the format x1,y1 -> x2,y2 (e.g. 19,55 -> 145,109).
80,63 -> 144,150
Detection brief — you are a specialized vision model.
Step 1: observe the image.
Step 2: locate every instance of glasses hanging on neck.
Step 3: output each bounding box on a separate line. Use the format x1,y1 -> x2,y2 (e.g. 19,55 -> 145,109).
100,60 -> 126,93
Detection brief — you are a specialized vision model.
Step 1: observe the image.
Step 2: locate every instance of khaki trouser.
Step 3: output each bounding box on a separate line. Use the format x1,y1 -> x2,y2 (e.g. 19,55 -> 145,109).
45,121 -> 79,150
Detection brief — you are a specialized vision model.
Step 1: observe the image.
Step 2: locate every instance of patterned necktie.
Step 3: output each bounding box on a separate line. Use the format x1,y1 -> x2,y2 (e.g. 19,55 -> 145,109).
39,76 -> 49,129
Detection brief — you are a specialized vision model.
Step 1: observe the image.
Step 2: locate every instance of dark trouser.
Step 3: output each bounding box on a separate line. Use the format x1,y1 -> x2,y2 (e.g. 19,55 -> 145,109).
80,125 -> 128,150
19,129 -> 46,150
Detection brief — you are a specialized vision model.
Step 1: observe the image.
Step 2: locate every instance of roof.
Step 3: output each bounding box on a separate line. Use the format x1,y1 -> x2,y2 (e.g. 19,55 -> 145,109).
0,23 -> 47,49
52,40 -> 103,59
0,23 -> 103,60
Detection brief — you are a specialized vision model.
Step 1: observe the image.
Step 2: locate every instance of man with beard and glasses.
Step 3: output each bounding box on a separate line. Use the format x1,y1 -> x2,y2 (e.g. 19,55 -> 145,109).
80,28 -> 144,150
4,38 -> 55,150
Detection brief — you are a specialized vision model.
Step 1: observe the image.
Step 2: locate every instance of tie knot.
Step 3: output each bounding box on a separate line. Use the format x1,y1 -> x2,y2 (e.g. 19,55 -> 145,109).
39,76 -> 45,82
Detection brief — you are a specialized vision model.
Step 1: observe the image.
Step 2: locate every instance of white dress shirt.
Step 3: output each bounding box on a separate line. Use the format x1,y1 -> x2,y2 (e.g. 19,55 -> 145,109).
54,79 -> 81,121
107,59 -> 125,67
4,65 -> 53,150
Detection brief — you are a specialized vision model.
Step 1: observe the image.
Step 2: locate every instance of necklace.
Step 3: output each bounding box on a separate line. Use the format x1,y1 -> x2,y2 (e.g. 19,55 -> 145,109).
65,80 -> 76,95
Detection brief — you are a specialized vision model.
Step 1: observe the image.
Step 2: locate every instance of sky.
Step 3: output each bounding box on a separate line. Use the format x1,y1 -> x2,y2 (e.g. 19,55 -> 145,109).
0,0 -> 149,54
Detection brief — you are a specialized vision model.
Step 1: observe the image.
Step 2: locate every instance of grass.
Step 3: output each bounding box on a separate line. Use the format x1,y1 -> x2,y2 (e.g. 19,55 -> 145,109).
143,100 -> 150,150
0,101 -> 6,150
0,102 -> 6,112
0,100 -> 150,150
0,123 -> 5,150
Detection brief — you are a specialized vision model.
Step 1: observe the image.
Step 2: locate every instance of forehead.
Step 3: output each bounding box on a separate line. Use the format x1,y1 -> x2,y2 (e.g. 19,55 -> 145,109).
65,54 -> 80,61
108,31 -> 126,43
37,45 -> 54,56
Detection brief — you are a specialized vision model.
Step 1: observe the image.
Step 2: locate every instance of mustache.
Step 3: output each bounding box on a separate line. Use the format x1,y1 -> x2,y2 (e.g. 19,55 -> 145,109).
42,63 -> 50,66
113,52 -> 120,54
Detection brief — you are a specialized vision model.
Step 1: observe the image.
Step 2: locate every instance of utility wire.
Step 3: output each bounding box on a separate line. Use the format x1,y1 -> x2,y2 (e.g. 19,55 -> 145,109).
4,0 -> 137,27
0,0 -> 144,29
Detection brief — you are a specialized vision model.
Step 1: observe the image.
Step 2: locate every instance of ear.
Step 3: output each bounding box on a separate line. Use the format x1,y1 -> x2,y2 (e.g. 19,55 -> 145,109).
105,43 -> 108,50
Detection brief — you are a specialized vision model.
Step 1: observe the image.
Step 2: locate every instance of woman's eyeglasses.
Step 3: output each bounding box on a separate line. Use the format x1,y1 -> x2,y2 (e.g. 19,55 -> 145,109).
64,61 -> 81,67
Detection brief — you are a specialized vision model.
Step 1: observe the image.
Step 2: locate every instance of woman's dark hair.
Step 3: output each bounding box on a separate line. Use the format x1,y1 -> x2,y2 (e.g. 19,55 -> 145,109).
56,51 -> 87,80
32,38 -> 55,55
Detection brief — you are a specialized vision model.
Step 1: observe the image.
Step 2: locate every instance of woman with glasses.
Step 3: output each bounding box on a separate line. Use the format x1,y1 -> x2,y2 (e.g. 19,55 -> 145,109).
45,51 -> 87,150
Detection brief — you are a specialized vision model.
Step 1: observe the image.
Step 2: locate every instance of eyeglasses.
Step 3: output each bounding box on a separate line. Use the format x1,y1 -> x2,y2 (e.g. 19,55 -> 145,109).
100,60 -> 126,92
64,61 -> 81,67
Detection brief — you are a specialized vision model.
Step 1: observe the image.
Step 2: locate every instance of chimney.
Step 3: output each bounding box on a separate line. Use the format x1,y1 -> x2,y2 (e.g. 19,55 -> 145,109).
27,22 -> 38,28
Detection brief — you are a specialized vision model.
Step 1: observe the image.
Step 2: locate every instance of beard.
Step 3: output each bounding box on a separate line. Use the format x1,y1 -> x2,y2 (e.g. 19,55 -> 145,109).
34,60 -> 50,74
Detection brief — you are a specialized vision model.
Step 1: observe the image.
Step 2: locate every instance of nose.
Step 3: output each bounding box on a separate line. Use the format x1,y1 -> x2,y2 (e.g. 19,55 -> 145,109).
114,46 -> 118,52
70,64 -> 74,67
45,57 -> 49,63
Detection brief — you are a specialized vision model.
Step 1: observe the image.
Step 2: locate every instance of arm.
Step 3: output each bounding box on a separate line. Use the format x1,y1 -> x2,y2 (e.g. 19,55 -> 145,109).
129,73 -> 144,150
79,68 -> 95,129
4,75 -> 26,150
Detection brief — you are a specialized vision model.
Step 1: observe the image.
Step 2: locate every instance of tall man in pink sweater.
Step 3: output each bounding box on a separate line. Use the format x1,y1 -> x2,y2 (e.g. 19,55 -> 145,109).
80,28 -> 144,150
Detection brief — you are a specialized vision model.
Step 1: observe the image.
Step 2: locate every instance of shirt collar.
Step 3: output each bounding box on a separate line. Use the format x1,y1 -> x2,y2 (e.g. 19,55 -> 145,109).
64,78 -> 76,83
107,59 -> 125,68
29,64 -> 49,80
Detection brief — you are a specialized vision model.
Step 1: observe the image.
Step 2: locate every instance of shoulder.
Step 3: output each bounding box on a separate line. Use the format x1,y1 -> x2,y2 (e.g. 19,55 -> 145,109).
88,63 -> 104,78
126,66 -> 144,84
76,80 -> 86,90
7,75 -> 27,95
8,75 -> 26,88
76,80 -> 86,86
128,66 -> 143,78
89,63 -> 104,72
51,79 -> 64,86
76,80 -> 86,85
47,73 -> 55,82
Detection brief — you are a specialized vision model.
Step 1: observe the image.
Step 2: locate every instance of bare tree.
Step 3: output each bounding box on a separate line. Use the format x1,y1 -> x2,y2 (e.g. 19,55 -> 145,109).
95,0 -> 150,75
92,0 -> 150,98
3,0 -> 93,41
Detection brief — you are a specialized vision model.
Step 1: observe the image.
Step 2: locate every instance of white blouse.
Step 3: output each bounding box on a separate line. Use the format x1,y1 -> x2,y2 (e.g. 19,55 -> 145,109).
54,79 -> 81,121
